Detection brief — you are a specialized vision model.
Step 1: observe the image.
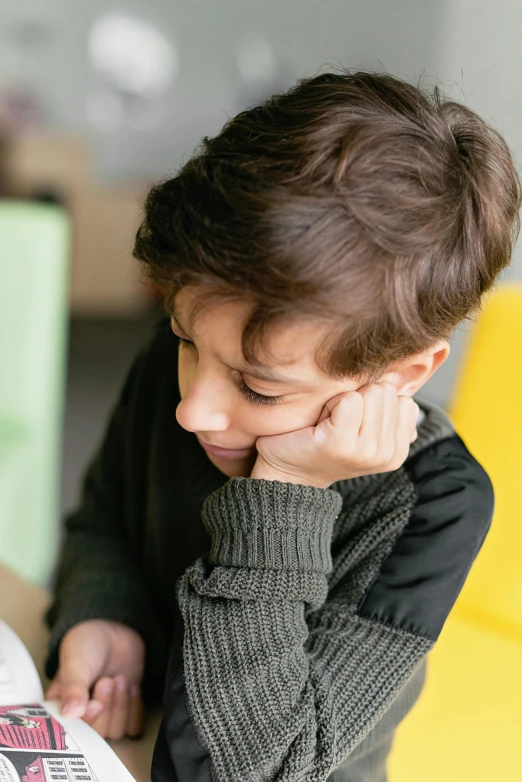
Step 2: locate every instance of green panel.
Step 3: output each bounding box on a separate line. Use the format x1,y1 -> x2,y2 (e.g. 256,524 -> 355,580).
0,201 -> 70,585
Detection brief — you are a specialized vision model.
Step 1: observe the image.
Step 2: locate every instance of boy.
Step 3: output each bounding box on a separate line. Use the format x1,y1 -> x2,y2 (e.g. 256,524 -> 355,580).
44,69 -> 521,781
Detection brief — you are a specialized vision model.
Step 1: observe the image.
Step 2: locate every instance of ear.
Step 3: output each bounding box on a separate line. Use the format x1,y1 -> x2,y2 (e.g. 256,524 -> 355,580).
381,340 -> 451,396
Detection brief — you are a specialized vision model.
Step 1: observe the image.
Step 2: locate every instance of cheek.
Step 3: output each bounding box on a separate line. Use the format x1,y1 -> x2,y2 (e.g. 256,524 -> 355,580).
243,407 -> 294,436
177,355 -> 185,397
177,350 -> 193,399
246,399 -> 322,437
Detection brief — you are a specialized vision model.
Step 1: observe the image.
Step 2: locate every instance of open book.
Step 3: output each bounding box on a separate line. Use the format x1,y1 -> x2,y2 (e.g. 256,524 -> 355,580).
0,619 -> 136,782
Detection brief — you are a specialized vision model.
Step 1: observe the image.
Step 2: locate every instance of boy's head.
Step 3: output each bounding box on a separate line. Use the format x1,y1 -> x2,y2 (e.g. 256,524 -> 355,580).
133,68 -> 521,476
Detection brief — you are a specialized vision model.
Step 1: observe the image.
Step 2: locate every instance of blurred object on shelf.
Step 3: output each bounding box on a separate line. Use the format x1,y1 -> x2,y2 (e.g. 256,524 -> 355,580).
70,183 -> 150,314
86,11 -> 178,133
0,85 -> 45,131
0,130 -> 153,315
0,130 -> 11,197
89,12 -> 177,98
2,132 -> 93,202
232,33 -> 294,110
0,18 -> 53,132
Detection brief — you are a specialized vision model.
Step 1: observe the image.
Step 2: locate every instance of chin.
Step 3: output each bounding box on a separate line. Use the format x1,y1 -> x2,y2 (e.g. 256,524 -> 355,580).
208,451 -> 256,479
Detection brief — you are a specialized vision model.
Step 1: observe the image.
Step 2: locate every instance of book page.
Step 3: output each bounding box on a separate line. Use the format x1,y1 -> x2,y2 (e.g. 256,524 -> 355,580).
0,622 -> 43,706
0,701 -> 136,782
0,622 -> 137,781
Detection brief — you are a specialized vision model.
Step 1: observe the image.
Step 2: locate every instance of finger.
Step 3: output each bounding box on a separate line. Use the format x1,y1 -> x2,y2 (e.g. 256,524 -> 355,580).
410,401 -> 421,441
45,679 -> 62,702
107,675 -> 129,740
376,382 -> 400,456
84,699 -> 104,720
59,634 -> 102,719
325,390 -> 364,435
60,677 -> 91,719
399,396 -> 420,441
357,384 -> 387,444
125,684 -> 144,738
88,678 -> 115,738
391,397 -> 419,467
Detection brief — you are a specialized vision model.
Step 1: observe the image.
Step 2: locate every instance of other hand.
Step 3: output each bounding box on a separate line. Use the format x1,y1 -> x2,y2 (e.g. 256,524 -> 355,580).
251,381 -> 420,488
45,619 -> 145,740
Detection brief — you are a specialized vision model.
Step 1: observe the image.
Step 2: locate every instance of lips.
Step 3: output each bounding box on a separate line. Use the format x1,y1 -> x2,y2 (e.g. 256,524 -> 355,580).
201,441 -> 251,450
197,437 -> 255,460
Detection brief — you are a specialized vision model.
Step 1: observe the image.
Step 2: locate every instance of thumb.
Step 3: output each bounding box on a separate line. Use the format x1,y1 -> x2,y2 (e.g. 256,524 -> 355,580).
57,645 -> 102,720
59,675 -> 92,720
44,678 -> 62,701
315,390 -> 355,427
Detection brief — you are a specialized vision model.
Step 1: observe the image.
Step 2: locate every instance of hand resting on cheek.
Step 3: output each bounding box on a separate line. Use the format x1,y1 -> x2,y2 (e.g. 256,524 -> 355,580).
251,381 -> 420,488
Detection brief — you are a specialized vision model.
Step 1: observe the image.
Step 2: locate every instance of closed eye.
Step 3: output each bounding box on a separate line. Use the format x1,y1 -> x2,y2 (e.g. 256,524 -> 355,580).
175,336 -> 286,406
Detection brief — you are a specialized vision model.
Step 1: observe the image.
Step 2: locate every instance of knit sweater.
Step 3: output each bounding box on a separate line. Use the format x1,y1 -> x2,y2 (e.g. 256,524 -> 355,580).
45,318 -> 494,781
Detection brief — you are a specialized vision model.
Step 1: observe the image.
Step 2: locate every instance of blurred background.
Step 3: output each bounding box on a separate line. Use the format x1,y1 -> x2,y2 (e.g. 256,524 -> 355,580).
1,0 -> 521,521
1,2 -> 522,779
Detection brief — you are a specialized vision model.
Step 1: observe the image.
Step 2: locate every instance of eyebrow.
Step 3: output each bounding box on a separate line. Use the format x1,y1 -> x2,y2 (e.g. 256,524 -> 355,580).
170,310 -> 308,386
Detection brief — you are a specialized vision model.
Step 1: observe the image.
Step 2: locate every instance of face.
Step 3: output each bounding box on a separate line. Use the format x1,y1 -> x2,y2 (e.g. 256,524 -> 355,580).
172,287 -> 367,478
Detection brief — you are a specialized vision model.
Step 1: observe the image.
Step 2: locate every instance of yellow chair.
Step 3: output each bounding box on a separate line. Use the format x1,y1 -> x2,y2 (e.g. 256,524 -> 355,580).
388,283 -> 522,782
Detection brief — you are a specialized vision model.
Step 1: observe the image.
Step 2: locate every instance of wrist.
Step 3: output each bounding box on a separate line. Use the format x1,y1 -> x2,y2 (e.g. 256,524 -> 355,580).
250,460 -> 317,487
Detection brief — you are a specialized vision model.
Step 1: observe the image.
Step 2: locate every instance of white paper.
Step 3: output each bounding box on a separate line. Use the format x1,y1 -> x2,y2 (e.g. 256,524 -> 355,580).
0,621 -> 43,706
0,620 -> 136,781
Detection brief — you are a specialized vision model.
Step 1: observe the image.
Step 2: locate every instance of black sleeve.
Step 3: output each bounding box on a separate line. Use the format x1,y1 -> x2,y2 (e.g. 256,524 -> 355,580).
45,327 -> 168,693
150,434 -> 494,781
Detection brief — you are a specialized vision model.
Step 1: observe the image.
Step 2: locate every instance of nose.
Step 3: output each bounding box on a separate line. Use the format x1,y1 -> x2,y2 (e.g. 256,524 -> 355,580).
175,371 -> 232,433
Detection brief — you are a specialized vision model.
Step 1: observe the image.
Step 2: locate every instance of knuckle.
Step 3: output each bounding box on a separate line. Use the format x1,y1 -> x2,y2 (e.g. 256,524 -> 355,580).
342,390 -> 363,408
388,453 -> 404,470
391,445 -> 410,470
363,383 -> 383,397
361,441 -> 379,464
382,446 -> 396,465
380,381 -> 397,393
399,395 -> 416,410
96,690 -> 111,707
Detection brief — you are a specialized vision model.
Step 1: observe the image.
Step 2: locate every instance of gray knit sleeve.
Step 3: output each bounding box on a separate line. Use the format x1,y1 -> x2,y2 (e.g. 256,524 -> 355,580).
169,445 -> 493,782
171,477 -> 421,781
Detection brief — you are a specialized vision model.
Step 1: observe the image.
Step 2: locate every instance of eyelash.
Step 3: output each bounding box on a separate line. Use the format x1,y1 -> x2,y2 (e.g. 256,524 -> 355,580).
176,336 -> 286,407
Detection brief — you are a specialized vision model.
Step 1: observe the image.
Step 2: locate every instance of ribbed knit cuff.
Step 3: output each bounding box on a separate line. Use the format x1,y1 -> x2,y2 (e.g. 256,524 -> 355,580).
201,477 -> 343,573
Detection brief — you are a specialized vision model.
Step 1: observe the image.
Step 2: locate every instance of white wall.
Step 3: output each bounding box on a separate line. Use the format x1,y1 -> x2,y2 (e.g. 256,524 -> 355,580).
434,0 -> 522,286
0,0 -> 444,178
419,0 -> 522,405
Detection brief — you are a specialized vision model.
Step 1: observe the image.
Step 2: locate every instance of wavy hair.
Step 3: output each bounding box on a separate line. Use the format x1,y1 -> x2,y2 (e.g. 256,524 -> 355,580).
133,68 -> 521,381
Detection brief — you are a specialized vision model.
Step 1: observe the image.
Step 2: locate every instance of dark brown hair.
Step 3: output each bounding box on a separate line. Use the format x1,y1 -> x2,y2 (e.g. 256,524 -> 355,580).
133,68 -> 521,382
